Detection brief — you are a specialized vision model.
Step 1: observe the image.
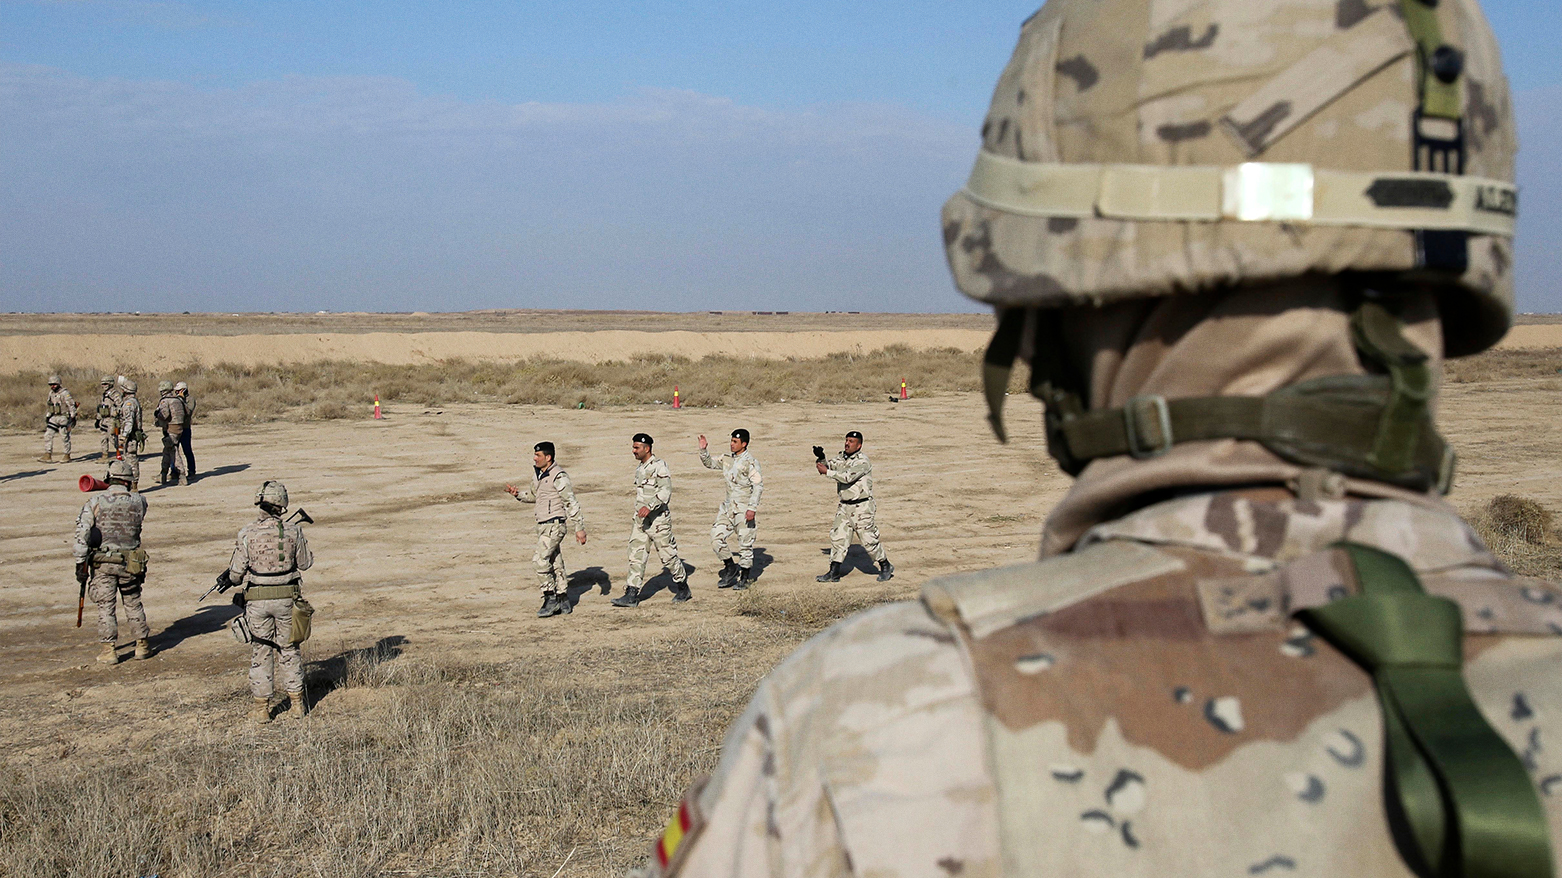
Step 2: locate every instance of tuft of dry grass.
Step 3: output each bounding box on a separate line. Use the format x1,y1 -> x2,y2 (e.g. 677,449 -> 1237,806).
731,585 -> 905,630
0,347 -> 1024,432
1443,347 -> 1562,383
1466,494 -> 1562,580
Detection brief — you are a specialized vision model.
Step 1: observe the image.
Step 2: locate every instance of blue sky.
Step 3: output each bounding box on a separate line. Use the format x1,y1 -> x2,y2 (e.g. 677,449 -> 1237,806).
1,0 -> 1557,314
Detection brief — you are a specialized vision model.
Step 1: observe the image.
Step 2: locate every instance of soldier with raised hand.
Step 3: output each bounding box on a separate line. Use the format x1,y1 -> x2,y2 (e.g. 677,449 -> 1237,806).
639,2 -> 1560,876
611,433 -> 690,607
73,459 -> 151,664
698,429 -> 763,589
506,441 -> 588,618
814,430 -> 892,583
39,374 -> 77,463
175,381 -> 196,480
93,375 -> 119,461
230,481 -> 313,724
154,380 -> 190,486
115,377 -> 144,490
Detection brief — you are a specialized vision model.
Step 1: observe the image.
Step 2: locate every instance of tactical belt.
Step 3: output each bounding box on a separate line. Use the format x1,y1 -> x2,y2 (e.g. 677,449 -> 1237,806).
91,548 -> 138,566
839,496 -> 871,505
538,516 -> 566,525
245,583 -> 300,601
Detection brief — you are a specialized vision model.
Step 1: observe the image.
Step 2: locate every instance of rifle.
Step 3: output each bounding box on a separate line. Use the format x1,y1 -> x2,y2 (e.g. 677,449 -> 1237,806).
75,564 -> 87,627
288,508 -> 315,525
199,569 -> 238,602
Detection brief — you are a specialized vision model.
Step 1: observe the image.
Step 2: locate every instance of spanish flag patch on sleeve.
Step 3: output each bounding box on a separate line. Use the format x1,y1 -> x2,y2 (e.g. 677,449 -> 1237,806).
653,783 -> 706,876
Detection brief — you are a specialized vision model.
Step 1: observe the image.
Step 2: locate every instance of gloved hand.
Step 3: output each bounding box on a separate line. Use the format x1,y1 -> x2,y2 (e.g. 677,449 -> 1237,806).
75,561 -> 90,583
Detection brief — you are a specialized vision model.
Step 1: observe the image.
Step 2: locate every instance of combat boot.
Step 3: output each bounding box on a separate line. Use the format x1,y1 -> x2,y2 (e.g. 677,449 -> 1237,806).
671,582 -> 693,603
717,558 -> 738,588
36,454 -> 52,463
537,593 -> 559,618
134,638 -> 153,660
733,566 -> 751,590
96,643 -> 119,665
61,452 -> 72,463
815,561 -> 843,583
282,691 -> 308,719
250,697 -> 273,724
610,587 -> 641,608
557,592 -> 573,614
877,559 -> 895,582
176,475 -> 188,486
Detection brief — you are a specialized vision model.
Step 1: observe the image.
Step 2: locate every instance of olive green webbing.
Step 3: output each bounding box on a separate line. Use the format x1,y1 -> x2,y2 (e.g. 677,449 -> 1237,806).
1352,300 -> 1433,474
1397,0 -> 1460,121
1300,544 -> 1552,878
982,309 -> 1026,443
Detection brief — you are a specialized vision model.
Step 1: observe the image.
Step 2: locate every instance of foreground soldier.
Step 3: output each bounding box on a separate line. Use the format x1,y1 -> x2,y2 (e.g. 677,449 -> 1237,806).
230,481 -> 314,723
642,1 -> 1557,875
506,441 -> 588,618
698,429 -> 763,589
175,381 -> 196,480
815,431 -> 893,583
40,374 -> 77,463
154,380 -> 191,486
73,459 -> 151,664
612,433 -> 691,607
116,377 -> 144,489
93,375 -> 119,461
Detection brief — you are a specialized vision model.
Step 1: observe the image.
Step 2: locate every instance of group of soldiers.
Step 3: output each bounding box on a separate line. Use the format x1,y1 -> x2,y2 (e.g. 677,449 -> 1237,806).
42,374 -> 196,488
508,429 -> 893,618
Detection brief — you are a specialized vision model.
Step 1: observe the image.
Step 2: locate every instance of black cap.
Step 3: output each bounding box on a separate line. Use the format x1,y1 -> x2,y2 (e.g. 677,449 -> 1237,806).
845,431 -> 863,440
731,428 -> 750,444
534,441 -> 555,458
633,433 -> 654,446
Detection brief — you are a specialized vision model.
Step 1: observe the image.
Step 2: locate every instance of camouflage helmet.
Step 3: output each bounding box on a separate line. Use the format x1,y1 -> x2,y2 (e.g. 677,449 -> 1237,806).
47,374 -> 60,385
100,375 -> 114,386
158,380 -> 174,394
942,0 -> 1516,356
120,377 -> 138,394
255,480 -> 289,510
106,459 -> 134,483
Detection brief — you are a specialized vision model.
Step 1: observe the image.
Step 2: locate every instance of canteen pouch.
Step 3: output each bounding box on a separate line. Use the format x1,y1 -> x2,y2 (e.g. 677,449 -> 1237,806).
229,615 -> 252,644
124,548 -> 148,577
291,597 -> 314,645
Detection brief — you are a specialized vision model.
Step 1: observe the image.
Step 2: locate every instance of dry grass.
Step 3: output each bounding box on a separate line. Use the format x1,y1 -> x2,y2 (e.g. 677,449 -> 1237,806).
0,594 -> 899,878
732,584 -> 906,630
0,347 -> 1021,432
1444,347 -> 1562,383
1466,494 -> 1562,579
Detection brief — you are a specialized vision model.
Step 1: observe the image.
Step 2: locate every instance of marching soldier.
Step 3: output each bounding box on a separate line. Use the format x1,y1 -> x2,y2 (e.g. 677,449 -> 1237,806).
116,377 -> 144,490
73,459 -> 151,664
154,380 -> 190,486
175,381 -> 196,480
698,429 -> 763,589
611,433 -> 691,607
229,481 -> 313,723
506,441 -> 588,618
40,374 -> 77,463
93,375 -> 119,461
815,430 -> 892,583
641,1 -> 1557,876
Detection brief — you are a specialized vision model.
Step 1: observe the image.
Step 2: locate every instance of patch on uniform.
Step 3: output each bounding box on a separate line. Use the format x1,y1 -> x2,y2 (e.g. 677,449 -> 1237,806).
654,792 -> 705,876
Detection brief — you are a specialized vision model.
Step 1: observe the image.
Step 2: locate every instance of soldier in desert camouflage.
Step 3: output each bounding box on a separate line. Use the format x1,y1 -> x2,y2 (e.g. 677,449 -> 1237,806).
506,441 -> 588,619
814,431 -> 892,584
115,377 -> 144,490
698,429 -> 763,589
39,374 -> 77,463
611,433 -> 691,608
230,480 -> 313,723
641,1 -> 1560,876
93,375 -> 119,461
154,379 -> 191,486
74,459 -> 152,664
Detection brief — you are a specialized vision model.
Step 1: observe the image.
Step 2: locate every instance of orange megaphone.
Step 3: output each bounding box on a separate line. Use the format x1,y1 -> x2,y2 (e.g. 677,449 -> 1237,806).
79,474 -> 109,492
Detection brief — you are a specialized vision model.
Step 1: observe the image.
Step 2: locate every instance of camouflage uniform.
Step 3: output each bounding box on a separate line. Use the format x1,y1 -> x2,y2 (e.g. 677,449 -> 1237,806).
627,455 -> 687,591
823,449 -> 885,565
73,482 -> 150,648
117,388 -> 143,488
155,388 -> 191,485
517,463 -> 586,596
700,447 -> 763,571
43,384 -> 77,460
94,379 -> 120,460
230,509 -> 314,700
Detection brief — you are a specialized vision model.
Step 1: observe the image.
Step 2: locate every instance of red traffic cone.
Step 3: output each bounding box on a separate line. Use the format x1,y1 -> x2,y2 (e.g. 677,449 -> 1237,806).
900,379 -> 908,400
673,385 -> 682,409
373,394 -> 383,419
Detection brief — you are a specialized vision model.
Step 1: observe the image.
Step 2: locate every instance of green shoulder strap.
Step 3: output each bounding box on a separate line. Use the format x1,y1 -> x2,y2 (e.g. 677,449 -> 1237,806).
1300,544 -> 1553,878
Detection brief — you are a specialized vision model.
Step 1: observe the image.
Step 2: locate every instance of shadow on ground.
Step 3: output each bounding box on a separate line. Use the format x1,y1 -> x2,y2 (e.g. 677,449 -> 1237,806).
152,603 -> 242,654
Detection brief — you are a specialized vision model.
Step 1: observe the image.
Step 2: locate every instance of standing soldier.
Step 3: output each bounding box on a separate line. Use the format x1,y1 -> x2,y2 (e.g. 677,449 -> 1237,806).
93,375 -> 119,461
73,459 -> 151,664
640,1 -> 1556,875
697,429 -> 763,589
229,480 -> 313,723
611,433 -> 691,607
175,381 -> 196,480
506,441 -> 588,618
116,377 -> 144,490
40,374 -> 78,463
154,380 -> 190,486
815,430 -> 893,583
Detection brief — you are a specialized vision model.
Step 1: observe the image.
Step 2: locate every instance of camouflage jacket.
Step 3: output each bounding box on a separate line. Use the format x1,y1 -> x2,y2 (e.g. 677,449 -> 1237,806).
95,388 -> 120,426
73,485 -> 147,561
46,387 -> 77,423
521,464 -> 585,529
634,455 -> 673,516
822,450 -> 873,504
229,512 -> 314,587
700,448 -> 764,513
155,394 -> 186,431
118,396 -> 142,440
642,488 -> 1562,877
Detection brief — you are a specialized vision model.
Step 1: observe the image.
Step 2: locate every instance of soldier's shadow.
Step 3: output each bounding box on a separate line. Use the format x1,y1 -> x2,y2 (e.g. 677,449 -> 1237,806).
0,468 -> 52,483
565,567 -> 612,608
639,561 -> 695,601
751,547 -> 774,580
303,635 -> 410,708
835,545 -> 880,577
152,603 -> 241,653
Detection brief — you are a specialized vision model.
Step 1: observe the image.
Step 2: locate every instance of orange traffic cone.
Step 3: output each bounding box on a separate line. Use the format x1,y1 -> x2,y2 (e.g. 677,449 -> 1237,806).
373,394 -> 383,419
672,385 -> 681,409
900,379 -> 908,400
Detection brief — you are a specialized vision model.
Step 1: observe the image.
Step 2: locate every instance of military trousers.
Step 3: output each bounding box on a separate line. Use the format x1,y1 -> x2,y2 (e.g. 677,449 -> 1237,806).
43,416 -> 72,457
533,519 -> 569,594
710,502 -> 758,569
97,426 -> 114,459
829,499 -> 886,564
627,509 -> 686,590
245,596 -> 303,698
116,440 -> 141,486
159,428 -> 191,483
88,563 -> 150,644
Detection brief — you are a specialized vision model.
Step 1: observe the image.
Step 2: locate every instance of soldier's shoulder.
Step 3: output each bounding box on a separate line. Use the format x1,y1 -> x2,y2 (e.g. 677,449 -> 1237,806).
653,458 -> 672,476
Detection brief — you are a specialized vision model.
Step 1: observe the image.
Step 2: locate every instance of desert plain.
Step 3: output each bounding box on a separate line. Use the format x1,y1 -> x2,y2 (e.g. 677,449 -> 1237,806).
2,310 -> 1562,877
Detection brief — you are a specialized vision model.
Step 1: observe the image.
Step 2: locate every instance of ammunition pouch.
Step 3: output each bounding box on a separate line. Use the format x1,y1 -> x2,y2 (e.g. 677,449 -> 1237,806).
131,429 -> 147,444
161,433 -> 175,450
92,547 -> 149,576
291,597 -> 314,645
229,615 -> 251,644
